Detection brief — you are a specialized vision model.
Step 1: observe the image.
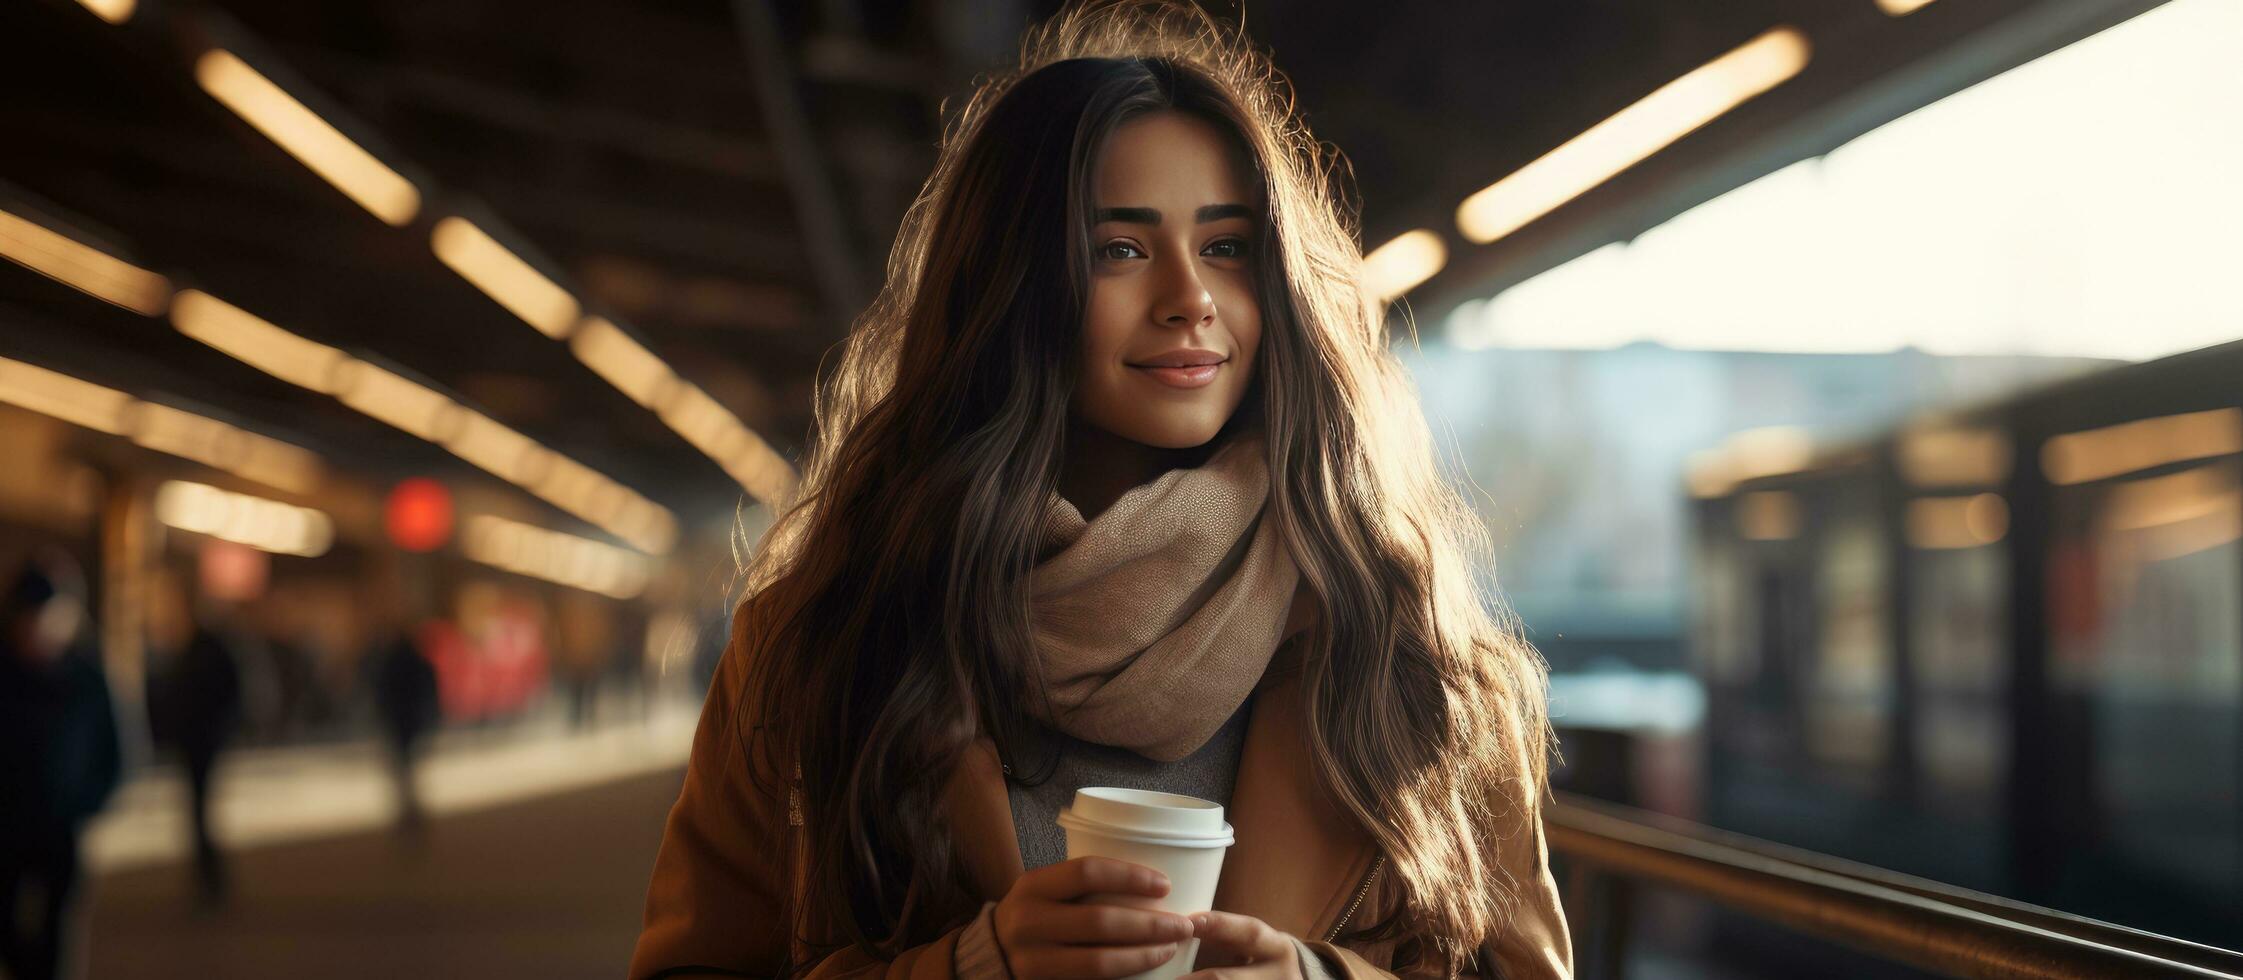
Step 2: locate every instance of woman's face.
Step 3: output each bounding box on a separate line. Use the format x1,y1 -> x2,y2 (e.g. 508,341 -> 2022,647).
1075,110 -> 1262,450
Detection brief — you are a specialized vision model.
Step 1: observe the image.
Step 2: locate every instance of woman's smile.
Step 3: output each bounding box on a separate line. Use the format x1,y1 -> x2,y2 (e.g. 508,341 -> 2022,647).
1127,348 -> 1230,389
1131,362 -> 1223,388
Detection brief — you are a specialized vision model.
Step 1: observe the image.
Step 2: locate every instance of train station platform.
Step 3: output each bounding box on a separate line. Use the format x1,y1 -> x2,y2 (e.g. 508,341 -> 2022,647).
86,691 -> 700,873
78,694 -> 700,979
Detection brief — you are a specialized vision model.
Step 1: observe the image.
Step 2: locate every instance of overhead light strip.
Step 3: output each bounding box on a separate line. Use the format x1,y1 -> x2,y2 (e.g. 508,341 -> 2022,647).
171,289 -> 348,393
570,317 -> 795,507
0,200 -> 676,552
90,10 -> 795,508
431,216 -> 581,339
193,49 -> 421,226
0,355 -> 323,494
73,0 -> 136,25
1456,27 -> 1811,245
154,479 -> 334,557
168,291 -> 679,553
0,206 -> 173,315
2042,409 -> 2243,486
1363,229 -> 1448,304
461,513 -> 651,599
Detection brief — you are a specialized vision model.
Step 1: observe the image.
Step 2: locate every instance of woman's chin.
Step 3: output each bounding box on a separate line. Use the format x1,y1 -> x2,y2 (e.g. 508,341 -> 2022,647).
1110,420 -> 1231,451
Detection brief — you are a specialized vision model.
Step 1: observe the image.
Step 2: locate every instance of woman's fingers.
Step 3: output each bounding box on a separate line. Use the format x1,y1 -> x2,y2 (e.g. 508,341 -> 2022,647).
1179,967 -> 1291,980
1015,856 -> 1171,902
1012,901 -> 1194,946
993,858 -> 1186,980
1188,911 -> 1290,960
1010,941 -> 1182,980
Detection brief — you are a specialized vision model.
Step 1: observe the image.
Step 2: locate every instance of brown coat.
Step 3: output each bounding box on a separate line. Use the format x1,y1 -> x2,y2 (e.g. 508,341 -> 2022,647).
630,602 -> 1572,980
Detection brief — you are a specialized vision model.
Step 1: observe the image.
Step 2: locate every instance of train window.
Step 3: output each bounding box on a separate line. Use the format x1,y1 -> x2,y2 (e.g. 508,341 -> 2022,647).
1693,532 -> 1751,686
1807,508 -> 1892,784
1909,540 -> 2008,819
2048,458 -> 2242,900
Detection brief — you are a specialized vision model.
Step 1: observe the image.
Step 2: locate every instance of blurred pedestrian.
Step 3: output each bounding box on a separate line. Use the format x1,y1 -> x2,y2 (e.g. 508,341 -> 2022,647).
151,608 -> 242,908
366,629 -> 439,840
0,553 -> 119,980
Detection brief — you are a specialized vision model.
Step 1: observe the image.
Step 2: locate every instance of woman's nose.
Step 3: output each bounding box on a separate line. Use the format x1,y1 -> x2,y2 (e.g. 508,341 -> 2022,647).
1153,263 -> 1217,329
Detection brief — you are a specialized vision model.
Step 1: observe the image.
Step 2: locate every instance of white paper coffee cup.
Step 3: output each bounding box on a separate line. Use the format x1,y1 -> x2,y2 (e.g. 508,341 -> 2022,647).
1057,788 -> 1235,980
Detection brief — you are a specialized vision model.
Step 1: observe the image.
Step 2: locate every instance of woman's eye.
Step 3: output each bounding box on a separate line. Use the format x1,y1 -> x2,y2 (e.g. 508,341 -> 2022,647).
1098,240 -> 1145,260
1202,238 -> 1251,258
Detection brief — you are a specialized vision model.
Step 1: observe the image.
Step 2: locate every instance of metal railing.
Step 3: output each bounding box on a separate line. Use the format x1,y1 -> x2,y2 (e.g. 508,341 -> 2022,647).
1546,793 -> 2243,979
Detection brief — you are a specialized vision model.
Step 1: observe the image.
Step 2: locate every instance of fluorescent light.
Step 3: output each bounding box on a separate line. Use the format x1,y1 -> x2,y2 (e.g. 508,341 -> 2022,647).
194,49 -> 420,227
528,454 -> 677,554
0,356 -> 322,494
655,381 -> 795,505
1738,490 -> 1802,541
2096,467 -> 2242,561
155,480 -> 333,557
0,207 -> 172,314
461,514 -> 650,599
2101,467 -> 2238,531
2094,466 -> 2242,562
556,308 -> 798,504
1684,451 -> 1732,499
1363,229 -> 1447,303
1454,1 -> 2243,360
163,292 -> 673,549
1899,427 -> 2011,488
431,216 -> 580,338
659,384 -> 748,460
1685,426 -> 1816,497
1878,0 -> 1938,16
331,360 -> 458,441
1456,27 -> 1810,244
569,317 -> 675,409
459,250 -> 796,503
1907,494 -> 2008,549
171,290 -> 348,393
2041,408 -> 2243,485
130,402 -> 321,495
616,499 -> 681,557
723,441 -> 797,508
532,454 -> 604,517
0,357 -> 136,434
438,410 -> 678,555
74,0 -> 136,24
442,410 -> 549,486
230,437 -> 324,497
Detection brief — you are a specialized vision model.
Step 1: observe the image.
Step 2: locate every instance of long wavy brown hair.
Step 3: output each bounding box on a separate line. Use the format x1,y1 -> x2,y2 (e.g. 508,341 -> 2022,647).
732,3 -> 1551,975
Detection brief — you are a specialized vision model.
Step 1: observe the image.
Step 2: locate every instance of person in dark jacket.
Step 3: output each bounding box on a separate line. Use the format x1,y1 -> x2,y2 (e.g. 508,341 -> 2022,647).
154,613 -> 242,907
367,629 -> 440,840
0,555 -> 121,980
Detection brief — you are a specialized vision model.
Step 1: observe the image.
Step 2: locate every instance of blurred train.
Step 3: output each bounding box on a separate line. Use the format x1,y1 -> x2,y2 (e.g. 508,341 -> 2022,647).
1687,338 -> 2243,947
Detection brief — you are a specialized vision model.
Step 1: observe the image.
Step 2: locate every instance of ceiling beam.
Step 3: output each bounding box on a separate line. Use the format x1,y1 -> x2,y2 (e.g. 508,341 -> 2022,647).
732,0 -> 869,323
283,50 -> 788,183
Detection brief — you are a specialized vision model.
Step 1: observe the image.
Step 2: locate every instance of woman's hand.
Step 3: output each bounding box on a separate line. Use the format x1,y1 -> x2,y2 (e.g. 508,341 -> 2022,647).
1182,911 -> 1304,980
992,856 -> 1196,980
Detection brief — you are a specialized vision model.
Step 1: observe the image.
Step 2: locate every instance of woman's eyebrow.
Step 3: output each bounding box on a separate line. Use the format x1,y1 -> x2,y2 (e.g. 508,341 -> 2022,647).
1091,203 -> 1257,225
1094,206 -> 1161,225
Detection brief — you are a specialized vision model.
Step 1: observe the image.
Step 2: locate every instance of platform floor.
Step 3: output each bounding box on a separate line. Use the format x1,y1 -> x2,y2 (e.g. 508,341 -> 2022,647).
84,766 -> 685,980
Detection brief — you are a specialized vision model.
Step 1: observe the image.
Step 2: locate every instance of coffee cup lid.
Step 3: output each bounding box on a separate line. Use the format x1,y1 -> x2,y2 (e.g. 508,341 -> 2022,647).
1057,787 -> 1235,849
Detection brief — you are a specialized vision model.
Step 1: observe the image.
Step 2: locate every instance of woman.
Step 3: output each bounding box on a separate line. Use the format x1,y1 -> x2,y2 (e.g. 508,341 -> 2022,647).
630,4 -> 1570,979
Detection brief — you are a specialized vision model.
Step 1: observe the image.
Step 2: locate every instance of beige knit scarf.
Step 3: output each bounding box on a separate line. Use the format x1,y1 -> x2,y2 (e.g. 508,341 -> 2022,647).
1027,435 -> 1301,762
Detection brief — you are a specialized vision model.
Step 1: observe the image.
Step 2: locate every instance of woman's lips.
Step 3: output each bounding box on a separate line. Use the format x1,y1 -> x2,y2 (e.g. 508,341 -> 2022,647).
1130,362 -> 1223,389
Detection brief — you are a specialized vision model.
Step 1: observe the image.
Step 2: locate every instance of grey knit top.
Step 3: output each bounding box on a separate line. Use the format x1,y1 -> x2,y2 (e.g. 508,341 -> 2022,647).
1003,691 -> 1256,871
